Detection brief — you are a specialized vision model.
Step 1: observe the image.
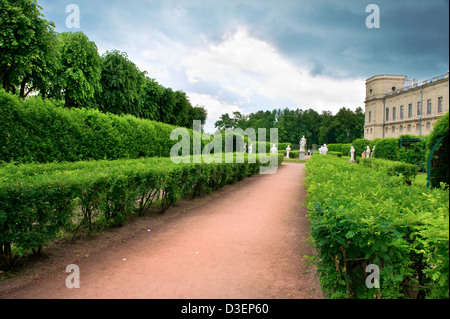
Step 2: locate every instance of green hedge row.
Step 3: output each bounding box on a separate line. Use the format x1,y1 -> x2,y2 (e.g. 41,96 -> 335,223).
0,90 -> 201,164
356,157 -> 418,185
304,155 -> 449,299
0,153 -> 283,268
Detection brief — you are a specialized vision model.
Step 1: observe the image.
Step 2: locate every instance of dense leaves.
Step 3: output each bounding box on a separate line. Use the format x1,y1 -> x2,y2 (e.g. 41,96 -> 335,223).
0,153 -> 283,268
304,155 -> 449,299
215,107 -> 365,147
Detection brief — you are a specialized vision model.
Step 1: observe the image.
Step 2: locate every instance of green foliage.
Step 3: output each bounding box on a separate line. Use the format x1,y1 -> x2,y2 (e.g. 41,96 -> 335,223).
427,112 -> 449,151
97,50 -> 146,117
352,138 -> 371,157
0,0 -> 58,96
327,144 -> 352,156
371,138 -> 399,160
0,153 -> 282,268
0,90 -> 200,163
54,31 -> 102,108
304,155 -> 449,299
216,107 -> 365,146
357,157 -> 417,185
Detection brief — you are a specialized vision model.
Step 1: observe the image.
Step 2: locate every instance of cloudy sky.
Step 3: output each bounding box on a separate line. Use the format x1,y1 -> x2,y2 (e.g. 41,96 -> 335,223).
38,0 -> 449,133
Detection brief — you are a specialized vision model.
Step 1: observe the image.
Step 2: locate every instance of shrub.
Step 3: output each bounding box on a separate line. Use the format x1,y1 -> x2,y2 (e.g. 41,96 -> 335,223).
0,153 -> 282,269
371,138 -> 399,160
304,155 -> 449,299
0,90 -> 206,164
357,157 -> 418,185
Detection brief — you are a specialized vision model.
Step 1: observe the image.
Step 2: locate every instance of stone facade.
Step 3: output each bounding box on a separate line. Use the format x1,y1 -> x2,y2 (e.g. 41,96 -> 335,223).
364,72 -> 449,140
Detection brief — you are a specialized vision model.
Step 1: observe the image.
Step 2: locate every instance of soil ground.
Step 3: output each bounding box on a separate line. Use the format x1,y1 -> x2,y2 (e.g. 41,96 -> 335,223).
0,162 -> 323,299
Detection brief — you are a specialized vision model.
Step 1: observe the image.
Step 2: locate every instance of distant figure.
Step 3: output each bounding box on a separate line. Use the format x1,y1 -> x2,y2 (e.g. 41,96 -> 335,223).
371,145 -> 376,158
361,151 -> 366,158
286,145 -> 291,158
243,143 -> 247,153
248,144 -> 253,154
323,144 -> 328,155
366,146 -> 371,158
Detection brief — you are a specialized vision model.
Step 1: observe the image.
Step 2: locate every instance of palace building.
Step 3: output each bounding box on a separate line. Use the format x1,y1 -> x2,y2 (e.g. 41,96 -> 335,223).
364,72 -> 449,140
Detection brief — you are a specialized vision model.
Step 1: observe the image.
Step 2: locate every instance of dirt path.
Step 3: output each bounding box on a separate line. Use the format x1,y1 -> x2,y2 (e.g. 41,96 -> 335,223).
0,162 -> 322,299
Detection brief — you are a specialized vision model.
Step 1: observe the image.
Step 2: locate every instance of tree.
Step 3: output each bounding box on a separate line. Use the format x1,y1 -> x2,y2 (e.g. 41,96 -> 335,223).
52,31 -> 102,108
97,50 -> 146,117
0,0 -> 58,96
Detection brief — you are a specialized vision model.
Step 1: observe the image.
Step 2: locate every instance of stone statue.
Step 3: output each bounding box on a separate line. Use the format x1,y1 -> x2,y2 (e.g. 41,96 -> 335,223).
371,145 -> 376,158
271,144 -> 277,154
323,144 -> 328,155
349,146 -> 356,163
300,136 -> 307,152
366,146 -> 371,158
243,142 -> 247,153
286,145 -> 291,158
248,144 -> 253,154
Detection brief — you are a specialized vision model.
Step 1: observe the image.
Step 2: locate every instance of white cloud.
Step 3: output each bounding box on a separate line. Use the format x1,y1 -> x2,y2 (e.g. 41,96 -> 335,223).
187,92 -> 245,134
182,28 -> 366,114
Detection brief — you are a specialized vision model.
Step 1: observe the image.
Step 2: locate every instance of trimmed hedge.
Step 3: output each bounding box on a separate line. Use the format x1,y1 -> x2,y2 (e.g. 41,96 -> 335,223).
0,91 -> 198,164
357,157 -> 418,185
304,155 -> 449,299
0,153 -> 283,268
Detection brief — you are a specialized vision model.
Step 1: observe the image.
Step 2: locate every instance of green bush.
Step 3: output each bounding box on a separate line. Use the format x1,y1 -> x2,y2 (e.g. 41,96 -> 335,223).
327,144 -> 352,156
0,153 -> 282,269
371,138 -> 399,160
352,139 -> 371,157
327,151 -> 343,157
304,155 -> 449,299
0,91 -> 204,164
357,157 -> 418,185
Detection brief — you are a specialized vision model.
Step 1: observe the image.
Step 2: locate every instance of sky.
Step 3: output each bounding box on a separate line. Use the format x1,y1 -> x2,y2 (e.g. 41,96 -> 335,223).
38,0 -> 449,133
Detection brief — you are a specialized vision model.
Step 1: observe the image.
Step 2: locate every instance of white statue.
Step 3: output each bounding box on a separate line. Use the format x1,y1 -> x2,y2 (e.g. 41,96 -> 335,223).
243,143 -> 247,153
366,146 -> 371,158
300,136 -> 307,152
371,145 -> 376,158
248,144 -> 253,154
323,144 -> 328,155
271,144 -> 277,154
349,146 -> 356,163
286,145 -> 291,158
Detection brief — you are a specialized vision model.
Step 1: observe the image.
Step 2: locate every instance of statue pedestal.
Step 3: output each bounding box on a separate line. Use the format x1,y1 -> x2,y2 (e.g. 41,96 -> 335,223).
299,151 -> 305,160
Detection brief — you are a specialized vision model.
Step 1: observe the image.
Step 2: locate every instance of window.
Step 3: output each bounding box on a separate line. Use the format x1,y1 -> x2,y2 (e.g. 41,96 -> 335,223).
400,106 -> 404,119
385,127 -> 388,133
400,125 -> 403,132
416,123 -> 421,131
392,126 -> 396,132
417,102 -> 421,116
393,107 -> 397,120
408,103 -> 413,117
368,111 -> 372,123
426,122 -> 431,130
438,97 -> 443,113
407,124 -> 411,131
370,128 -> 373,133
427,99 -> 432,114
386,108 -> 390,121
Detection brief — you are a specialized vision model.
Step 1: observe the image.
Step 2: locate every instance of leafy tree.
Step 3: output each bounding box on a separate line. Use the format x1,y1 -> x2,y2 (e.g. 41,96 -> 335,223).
97,50 -> 146,117
0,0 -> 57,96
51,31 -> 102,108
